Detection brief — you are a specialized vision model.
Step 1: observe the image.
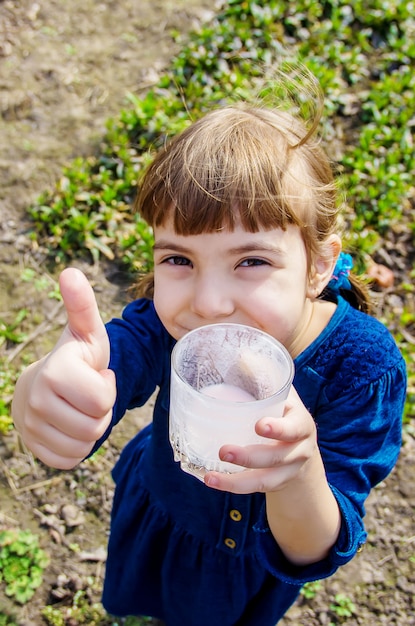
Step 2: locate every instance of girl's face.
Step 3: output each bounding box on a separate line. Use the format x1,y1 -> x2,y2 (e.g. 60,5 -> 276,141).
153,220 -> 335,357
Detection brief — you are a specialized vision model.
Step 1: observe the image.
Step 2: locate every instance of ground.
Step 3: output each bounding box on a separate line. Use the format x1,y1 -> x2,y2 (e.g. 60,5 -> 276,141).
0,1 -> 414,624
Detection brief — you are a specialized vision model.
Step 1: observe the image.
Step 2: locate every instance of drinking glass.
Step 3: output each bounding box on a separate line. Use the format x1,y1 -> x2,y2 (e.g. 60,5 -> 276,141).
169,323 -> 294,481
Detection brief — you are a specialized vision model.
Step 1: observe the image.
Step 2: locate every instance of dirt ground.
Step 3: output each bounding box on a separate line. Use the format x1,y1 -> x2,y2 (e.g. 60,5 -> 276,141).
0,1 -> 414,624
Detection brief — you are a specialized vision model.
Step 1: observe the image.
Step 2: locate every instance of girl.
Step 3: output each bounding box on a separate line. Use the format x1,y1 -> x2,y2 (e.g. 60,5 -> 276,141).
12,88 -> 406,625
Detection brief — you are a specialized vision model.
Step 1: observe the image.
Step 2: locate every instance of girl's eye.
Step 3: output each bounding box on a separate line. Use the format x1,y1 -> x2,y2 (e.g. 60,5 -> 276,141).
165,255 -> 192,266
239,258 -> 268,267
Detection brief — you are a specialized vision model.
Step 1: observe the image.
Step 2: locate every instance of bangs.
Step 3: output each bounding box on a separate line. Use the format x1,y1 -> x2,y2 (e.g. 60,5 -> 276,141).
135,105 -> 335,236
143,166 -> 297,235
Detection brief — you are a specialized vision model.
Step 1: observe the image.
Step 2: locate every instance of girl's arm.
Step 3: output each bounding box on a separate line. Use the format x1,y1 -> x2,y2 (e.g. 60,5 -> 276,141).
265,421 -> 341,565
205,353 -> 405,570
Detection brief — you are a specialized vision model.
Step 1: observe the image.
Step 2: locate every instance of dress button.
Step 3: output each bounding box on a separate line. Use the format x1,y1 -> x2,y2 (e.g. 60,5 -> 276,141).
224,537 -> 236,549
229,509 -> 242,522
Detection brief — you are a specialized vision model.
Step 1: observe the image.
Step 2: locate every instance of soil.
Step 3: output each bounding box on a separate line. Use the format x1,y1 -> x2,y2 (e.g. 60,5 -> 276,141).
0,1 -> 414,625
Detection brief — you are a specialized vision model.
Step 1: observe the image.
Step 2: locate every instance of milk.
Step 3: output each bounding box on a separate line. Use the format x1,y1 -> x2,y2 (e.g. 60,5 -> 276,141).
200,383 -> 256,402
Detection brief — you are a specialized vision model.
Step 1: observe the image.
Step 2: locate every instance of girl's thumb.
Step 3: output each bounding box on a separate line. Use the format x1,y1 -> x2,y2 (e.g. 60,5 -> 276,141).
59,268 -> 107,343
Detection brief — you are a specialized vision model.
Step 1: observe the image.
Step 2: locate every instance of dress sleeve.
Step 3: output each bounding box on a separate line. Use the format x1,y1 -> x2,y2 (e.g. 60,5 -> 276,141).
253,352 -> 406,584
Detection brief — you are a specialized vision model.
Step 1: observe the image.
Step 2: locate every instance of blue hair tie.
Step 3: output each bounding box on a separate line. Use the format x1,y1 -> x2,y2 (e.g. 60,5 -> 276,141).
328,252 -> 353,292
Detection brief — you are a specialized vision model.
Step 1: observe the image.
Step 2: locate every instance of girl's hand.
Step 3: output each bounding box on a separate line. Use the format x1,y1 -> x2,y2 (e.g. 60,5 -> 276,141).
204,385 -> 341,565
204,385 -> 319,494
11,268 -> 116,470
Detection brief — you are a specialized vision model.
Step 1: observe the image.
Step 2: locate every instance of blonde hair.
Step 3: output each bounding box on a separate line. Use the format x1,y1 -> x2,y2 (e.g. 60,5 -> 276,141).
134,92 -> 370,311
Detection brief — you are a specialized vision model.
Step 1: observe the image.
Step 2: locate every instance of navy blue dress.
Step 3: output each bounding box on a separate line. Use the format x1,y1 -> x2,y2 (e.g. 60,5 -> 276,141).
92,296 -> 406,625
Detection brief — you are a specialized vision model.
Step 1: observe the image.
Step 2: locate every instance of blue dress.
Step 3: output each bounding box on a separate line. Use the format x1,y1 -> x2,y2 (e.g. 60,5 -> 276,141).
92,295 -> 406,625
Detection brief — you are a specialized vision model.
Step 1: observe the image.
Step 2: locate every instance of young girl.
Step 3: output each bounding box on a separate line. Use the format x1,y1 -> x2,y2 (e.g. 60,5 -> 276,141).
12,88 -> 406,626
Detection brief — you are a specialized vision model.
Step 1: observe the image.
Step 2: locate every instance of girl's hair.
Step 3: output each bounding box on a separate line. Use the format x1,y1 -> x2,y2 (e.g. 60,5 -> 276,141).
134,92 -> 370,312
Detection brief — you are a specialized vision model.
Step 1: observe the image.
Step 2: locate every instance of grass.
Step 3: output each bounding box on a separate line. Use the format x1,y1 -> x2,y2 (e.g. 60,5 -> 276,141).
27,0 -> 415,267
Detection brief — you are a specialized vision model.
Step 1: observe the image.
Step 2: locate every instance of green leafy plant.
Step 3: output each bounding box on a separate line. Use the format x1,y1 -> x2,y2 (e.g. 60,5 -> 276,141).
0,360 -> 21,435
27,0 -> 415,268
20,268 -> 61,301
0,613 -> 18,626
0,310 -> 28,348
42,591 -> 108,626
42,591 -> 156,626
300,580 -> 323,599
0,529 -> 49,604
329,593 -> 356,619
0,266 -> 63,436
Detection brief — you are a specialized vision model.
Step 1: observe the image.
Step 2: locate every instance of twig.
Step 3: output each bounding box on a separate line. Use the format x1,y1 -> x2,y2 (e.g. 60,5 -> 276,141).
13,474 -> 66,495
0,511 -> 18,526
0,457 -> 19,495
400,327 -> 415,345
6,300 -> 64,363
377,554 -> 394,566
0,457 -> 66,495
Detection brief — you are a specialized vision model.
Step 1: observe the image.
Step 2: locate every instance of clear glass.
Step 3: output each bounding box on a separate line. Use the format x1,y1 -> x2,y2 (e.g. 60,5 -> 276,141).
169,323 -> 294,481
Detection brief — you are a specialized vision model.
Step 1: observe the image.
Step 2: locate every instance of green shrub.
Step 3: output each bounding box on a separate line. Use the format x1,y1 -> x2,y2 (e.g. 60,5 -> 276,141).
0,360 -> 21,435
28,0 -> 415,267
0,529 -> 49,604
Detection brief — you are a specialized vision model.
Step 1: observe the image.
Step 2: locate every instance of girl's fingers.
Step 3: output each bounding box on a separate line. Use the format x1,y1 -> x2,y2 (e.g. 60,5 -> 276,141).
255,400 -> 316,444
205,464 -> 296,495
217,437 -> 310,470
204,392 -> 318,493
43,359 -> 116,418
28,394 -> 113,443
24,403 -> 113,469
29,440 -> 96,471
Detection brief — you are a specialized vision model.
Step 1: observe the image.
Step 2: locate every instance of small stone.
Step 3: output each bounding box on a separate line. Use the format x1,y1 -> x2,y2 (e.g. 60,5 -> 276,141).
60,503 -> 86,527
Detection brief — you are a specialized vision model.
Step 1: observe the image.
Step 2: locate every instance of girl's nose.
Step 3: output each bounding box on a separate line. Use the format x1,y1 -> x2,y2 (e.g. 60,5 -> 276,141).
191,275 -> 235,320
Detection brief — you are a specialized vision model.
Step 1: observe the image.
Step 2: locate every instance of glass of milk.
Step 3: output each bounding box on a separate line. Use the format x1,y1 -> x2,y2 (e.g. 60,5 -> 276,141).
169,323 -> 294,481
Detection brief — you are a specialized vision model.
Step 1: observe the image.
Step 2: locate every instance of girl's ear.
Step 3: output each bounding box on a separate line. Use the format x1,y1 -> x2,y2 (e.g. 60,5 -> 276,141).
307,234 -> 342,299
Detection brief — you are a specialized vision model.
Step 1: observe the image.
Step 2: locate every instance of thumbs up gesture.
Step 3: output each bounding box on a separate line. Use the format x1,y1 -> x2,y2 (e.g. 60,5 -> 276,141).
12,268 -> 117,469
